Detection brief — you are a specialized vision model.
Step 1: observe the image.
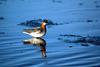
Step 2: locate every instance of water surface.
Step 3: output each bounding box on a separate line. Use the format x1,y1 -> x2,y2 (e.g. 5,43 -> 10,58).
0,0 -> 100,67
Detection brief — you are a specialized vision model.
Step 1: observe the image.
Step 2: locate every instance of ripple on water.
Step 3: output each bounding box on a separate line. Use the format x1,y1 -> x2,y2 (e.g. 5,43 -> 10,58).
0,19 -> 100,67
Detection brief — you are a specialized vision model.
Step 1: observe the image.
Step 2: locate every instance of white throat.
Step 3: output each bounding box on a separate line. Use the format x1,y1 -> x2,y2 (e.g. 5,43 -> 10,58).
42,22 -> 46,25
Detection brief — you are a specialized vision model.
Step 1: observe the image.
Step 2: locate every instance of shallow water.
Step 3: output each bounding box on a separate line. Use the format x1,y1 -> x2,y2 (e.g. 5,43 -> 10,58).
0,0 -> 100,67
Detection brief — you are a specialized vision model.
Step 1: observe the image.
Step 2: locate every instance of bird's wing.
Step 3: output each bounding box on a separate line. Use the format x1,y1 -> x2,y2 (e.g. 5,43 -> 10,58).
23,27 -> 41,34
33,27 -> 41,33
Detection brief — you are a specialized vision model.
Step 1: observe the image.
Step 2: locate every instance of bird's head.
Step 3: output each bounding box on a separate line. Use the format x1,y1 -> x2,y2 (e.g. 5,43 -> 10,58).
42,19 -> 48,25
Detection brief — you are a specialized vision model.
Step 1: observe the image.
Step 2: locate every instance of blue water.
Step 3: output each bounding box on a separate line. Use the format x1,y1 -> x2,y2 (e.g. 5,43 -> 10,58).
0,0 -> 100,67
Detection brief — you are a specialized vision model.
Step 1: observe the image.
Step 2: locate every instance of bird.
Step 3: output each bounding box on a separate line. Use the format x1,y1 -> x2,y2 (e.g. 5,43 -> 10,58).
23,19 -> 48,37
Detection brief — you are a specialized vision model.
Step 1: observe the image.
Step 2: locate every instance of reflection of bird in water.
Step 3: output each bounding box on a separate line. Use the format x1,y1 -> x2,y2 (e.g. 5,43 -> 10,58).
23,37 -> 47,58
23,19 -> 48,37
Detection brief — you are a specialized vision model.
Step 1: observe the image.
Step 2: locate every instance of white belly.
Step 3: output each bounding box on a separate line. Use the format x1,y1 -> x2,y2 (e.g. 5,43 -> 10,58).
23,32 -> 45,37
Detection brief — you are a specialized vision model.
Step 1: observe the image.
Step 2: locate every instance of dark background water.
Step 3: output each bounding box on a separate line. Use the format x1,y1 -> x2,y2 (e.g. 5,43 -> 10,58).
0,0 -> 100,67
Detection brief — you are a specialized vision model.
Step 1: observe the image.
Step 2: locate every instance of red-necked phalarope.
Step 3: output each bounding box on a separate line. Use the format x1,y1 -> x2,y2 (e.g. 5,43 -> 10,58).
23,19 -> 48,37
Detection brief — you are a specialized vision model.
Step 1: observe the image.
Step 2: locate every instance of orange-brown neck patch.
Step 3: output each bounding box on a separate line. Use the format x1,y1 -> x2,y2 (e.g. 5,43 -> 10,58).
41,22 -> 46,30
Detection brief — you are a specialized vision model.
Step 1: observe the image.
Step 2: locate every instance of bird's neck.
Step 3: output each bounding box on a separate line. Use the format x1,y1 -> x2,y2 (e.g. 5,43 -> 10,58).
41,22 -> 46,32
